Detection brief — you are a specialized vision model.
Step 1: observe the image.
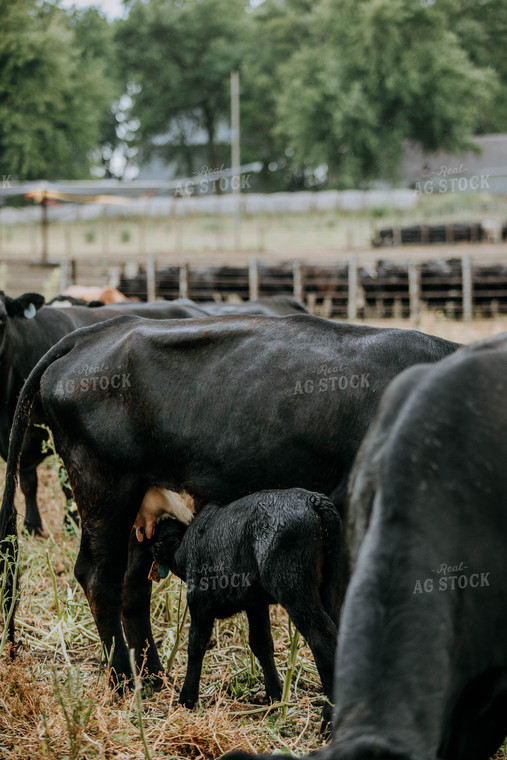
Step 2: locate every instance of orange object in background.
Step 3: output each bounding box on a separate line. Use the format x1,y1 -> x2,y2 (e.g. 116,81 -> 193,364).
63,285 -> 131,303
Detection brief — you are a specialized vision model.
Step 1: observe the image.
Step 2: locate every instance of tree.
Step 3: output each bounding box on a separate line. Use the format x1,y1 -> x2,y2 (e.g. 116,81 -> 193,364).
115,0 -> 503,189
68,7 -> 124,178
275,0 -> 498,187
443,0 -> 507,133
239,0 -> 319,190
0,0 -> 117,179
116,0 -> 252,177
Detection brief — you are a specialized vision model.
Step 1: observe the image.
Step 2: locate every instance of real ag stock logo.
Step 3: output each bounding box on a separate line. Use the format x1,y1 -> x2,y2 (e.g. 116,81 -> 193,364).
413,561 -> 490,594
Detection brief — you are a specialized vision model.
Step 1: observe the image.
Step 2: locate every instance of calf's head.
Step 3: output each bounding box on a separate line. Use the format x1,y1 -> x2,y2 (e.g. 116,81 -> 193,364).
151,517 -> 188,579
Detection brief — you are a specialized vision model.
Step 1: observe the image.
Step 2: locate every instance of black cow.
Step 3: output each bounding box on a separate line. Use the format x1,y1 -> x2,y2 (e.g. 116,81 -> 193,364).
0,293 -> 219,534
225,332 -> 507,760
151,489 -> 340,724
0,314 -> 459,684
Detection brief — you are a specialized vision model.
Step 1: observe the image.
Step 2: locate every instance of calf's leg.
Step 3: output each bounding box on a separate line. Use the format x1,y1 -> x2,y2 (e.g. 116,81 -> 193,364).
179,610 -> 214,708
246,606 -> 282,701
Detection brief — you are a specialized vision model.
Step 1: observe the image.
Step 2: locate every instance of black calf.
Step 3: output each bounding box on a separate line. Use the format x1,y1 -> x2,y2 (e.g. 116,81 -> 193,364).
151,488 -> 341,723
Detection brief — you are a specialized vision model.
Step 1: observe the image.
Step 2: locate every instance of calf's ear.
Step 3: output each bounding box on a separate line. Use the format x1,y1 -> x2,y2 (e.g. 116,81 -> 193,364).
5,293 -> 45,319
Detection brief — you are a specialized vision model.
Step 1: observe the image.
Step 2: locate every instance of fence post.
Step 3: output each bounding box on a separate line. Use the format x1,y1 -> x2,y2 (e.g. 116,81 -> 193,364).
348,256 -> 358,321
64,223 -> 72,257
108,265 -> 121,289
249,257 -> 259,301
139,216 -> 146,257
462,254 -> 472,322
59,259 -> 69,292
293,261 -> 303,303
146,257 -> 157,302
102,205 -> 109,256
179,262 -> 189,299
408,261 -> 421,327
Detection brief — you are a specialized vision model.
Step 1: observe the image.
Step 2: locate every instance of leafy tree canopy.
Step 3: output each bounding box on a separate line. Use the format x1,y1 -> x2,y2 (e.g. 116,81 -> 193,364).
0,0 -> 504,186
0,0 -> 118,179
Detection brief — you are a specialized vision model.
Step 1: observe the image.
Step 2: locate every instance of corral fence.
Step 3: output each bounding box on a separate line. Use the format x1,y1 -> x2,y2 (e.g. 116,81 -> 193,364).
112,255 -> 507,322
3,254 -> 507,322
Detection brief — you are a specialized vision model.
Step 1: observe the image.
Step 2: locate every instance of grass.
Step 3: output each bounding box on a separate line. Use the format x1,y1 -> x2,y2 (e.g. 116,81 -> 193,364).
1,315 -> 507,758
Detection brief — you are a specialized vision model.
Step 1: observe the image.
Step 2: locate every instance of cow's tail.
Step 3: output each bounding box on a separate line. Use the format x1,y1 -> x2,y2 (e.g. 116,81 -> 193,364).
0,333 -> 78,649
311,493 -> 342,627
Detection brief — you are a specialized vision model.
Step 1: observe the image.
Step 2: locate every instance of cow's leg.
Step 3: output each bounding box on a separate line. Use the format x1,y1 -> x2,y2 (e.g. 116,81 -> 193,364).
246,606 -> 282,701
121,530 -> 163,682
72,480 -> 147,687
19,465 -> 43,535
179,611 -> 214,708
74,525 -> 133,685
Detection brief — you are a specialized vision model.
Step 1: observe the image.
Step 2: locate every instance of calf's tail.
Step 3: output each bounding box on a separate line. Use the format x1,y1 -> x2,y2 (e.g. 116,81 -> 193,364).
311,493 -> 342,626
0,332 -> 78,648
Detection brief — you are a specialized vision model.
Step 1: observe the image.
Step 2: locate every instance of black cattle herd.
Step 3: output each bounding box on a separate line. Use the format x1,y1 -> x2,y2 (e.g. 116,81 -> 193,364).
0,288 -> 505,760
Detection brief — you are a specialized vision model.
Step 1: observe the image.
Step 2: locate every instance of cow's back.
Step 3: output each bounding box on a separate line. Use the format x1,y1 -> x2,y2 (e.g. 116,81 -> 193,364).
39,314 -> 460,510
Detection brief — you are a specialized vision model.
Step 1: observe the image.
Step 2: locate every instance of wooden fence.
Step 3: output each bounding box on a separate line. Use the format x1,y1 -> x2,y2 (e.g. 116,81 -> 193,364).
3,255 -> 507,322
116,255 -> 507,322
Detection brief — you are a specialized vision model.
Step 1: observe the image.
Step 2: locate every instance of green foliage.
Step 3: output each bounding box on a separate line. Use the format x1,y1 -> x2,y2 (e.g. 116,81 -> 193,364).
276,0 -> 498,186
444,0 -> 507,132
0,0 -> 505,187
0,1 -> 118,179
239,0 -> 318,190
116,0 -> 252,175
115,0 -> 502,190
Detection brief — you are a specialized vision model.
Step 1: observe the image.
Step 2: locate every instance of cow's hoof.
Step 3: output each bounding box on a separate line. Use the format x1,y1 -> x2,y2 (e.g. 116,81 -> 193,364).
142,671 -> 166,696
23,522 -> 44,537
178,692 -> 197,709
320,702 -> 333,736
